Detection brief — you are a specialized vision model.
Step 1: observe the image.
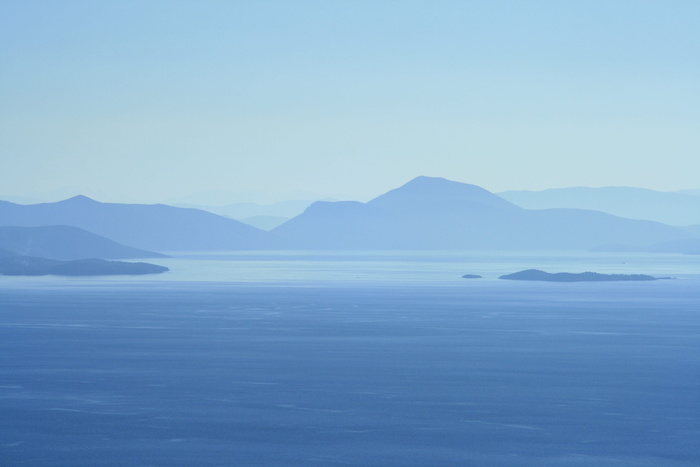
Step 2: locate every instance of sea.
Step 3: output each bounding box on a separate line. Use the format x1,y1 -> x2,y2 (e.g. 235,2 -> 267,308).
1,251 -> 699,466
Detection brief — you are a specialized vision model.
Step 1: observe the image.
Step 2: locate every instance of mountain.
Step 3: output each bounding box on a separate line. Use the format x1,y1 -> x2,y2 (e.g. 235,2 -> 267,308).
0,256 -> 168,276
0,196 -> 267,251
3,180 -> 695,253
498,187 -> 700,226
0,195 -> 44,205
646,238 -> 700,255
270,176 -> 694,250
683,225 -> 700,237
174,200 -> 317,220
0,226 -> 165,260
238,216 -> 290,231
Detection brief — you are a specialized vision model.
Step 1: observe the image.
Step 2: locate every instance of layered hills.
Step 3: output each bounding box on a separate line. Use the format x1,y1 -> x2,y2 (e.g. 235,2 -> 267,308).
499,186 -> 700,226
2,177 -> 697,252
175,199 -> 314,221
0,226 -> 169,276
270,177 -> 693,250
0,225 -> 164,260
0,196 -> 266,251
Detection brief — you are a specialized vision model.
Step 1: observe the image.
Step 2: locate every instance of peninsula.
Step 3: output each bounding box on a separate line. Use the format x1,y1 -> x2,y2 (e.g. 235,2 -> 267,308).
0,255 -> 169,276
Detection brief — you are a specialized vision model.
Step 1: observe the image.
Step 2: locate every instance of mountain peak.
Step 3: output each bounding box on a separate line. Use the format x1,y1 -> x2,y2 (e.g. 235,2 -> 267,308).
62,195 -> 99,204
404,175 -> 451,185
367,176 -> 520,211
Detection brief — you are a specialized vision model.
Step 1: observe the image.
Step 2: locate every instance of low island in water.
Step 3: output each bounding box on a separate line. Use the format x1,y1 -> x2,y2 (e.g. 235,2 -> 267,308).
0,255 -> 169,276
499,269 -> 670,282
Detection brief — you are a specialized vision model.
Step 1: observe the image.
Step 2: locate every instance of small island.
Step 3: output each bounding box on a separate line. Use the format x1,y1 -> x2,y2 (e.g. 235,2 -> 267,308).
499,269 -> 664,282
461,274 -> 482,279
0,256 -> 169,276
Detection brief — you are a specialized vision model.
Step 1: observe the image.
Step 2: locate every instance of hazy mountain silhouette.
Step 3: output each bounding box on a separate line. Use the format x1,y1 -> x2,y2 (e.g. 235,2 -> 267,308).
0,196 -> 267,251
0,195 -> 44,205
3,180 -> 695,252
0,226 -> 165,260
684,225 -> 700,236
498,187 -> 700,226
174,200 -> 317,219
271,176 -> 694,250
646,238 -> 700,255
238,216 -> 290,231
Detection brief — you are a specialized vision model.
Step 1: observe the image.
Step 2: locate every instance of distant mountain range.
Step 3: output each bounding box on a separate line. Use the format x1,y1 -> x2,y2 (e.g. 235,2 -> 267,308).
1,177 -> 697,253
684,225 -> 700,237
237,216 -> 290,231
591,238 -> 700,255
0,226 -> 169,276
173,199 -> 316,220
172,199 -> 335,229
0,196 -> 267,252
0,226 -> 164,260
270,177 -> 695,251
498,187 -> 700,226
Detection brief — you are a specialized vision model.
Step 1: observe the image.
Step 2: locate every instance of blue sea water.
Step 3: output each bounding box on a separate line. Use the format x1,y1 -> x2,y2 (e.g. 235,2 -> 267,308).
0,251 -> 699,466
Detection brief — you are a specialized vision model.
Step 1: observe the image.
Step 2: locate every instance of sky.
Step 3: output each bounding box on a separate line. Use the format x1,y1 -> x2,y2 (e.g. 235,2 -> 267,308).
1,0 -> 698,204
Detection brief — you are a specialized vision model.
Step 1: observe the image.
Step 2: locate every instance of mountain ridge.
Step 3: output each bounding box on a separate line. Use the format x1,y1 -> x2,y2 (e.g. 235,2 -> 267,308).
271,176 -> 695,250
3,177 -> 697,252
368,176 -> 520,212
0,225 -> 165,260
0,197 -> 267,251
499,186 -> 700,226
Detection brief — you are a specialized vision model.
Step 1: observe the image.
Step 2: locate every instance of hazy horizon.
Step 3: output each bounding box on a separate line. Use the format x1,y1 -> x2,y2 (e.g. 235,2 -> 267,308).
2,1 -> 699,204
2,2 -> 699,460
2,176 -> 700,207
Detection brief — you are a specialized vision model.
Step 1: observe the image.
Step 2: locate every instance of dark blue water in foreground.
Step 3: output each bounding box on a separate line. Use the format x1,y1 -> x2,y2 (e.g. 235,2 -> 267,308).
1,275 -> 699,465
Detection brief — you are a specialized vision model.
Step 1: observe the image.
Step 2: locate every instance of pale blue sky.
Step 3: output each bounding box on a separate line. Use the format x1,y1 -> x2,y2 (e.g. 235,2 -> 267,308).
1,0 -> 698,203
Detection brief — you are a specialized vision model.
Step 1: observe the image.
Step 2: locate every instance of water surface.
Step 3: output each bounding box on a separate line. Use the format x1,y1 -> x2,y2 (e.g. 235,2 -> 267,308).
1,252 -> 698,466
